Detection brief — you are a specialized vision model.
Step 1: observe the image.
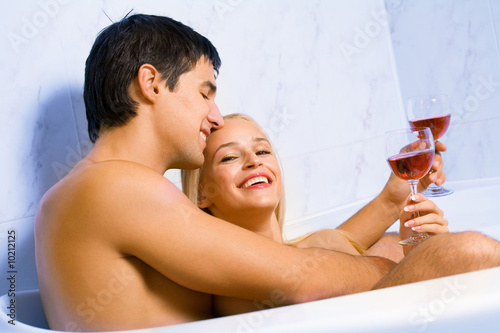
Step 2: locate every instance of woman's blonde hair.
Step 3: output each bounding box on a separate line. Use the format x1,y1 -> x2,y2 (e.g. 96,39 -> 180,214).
181,113 -> 286,233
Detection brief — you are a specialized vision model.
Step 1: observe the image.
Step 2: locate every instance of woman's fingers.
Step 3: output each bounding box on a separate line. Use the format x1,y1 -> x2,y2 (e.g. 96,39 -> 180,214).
411,222 -> 449,234
403,214 -> 449,232
402,193 -> 442,213
399,193 -> 448,235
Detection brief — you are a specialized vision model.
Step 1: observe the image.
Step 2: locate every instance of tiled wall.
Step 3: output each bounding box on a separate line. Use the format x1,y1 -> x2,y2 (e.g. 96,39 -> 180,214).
1,0 -> 499,292
386,0 -> 500,181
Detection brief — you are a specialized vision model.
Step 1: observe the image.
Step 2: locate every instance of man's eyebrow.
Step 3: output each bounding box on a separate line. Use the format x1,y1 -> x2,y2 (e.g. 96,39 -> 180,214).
201,81 -> 217,94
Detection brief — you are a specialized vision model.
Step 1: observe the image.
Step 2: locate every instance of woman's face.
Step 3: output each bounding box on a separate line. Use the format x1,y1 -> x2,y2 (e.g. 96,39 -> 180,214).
199,118 -> 282,220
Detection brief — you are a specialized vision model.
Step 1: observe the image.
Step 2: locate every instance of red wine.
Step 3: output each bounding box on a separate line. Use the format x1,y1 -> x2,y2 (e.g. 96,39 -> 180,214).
388,149 -> 435,181
409,114 -> 451,140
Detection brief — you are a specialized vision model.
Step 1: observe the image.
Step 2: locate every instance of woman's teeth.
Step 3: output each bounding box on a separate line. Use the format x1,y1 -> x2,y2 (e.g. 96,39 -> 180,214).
240,176 -> 269,189
200,132 -> 207,142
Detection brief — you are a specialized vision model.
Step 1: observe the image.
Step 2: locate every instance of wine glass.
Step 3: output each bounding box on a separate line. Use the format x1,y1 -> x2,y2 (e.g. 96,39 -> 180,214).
385,127 -> 435,246
407,94 -> 453,196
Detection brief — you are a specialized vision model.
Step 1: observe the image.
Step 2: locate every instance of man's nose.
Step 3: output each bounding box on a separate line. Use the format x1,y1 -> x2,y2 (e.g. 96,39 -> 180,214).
208,102 -> 224,129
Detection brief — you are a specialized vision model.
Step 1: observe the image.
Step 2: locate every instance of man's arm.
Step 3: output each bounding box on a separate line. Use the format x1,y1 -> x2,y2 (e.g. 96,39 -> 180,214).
88,162 -> 395,304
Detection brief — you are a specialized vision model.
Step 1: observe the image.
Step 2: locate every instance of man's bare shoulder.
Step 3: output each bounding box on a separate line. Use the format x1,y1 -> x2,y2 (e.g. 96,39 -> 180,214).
35,160 -> 216,330
48,159 -> 181,199
36,159 -> 188,237
74,159 -> 176,189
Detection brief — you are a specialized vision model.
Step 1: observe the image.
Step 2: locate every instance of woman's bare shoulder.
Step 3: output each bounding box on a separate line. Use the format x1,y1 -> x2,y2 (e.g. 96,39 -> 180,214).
293,229 -> 362,255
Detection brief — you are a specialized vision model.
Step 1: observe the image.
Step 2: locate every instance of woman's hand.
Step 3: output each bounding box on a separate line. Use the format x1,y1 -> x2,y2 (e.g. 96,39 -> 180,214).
399,193 -> 448,255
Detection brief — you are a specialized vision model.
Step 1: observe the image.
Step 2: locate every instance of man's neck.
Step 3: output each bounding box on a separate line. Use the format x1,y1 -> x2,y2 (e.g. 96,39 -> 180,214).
85,122 -> 169,174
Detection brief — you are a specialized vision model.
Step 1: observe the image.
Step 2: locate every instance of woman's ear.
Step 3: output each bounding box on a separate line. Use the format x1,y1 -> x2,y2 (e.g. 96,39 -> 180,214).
197,189 -> 212,209
136,63 -> 161,103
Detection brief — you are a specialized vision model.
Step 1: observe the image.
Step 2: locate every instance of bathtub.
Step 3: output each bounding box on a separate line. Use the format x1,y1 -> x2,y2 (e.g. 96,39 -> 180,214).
2,177 -> 500,332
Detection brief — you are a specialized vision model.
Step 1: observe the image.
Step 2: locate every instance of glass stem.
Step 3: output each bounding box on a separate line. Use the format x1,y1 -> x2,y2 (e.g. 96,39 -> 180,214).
428,141 -> 441,189
399,181 -> 430,245
409,180 -> 420,224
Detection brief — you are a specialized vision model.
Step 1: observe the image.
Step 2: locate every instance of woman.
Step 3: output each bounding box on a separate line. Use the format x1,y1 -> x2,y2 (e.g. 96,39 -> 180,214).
182,113 -> 448,315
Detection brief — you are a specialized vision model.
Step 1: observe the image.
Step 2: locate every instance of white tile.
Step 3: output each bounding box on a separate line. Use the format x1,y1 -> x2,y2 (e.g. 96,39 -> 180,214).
0,3 -> 81,221
386,0 -> 500,184
0,217 -> 39,293
282,135 -> 390,224
2,0 -> 499,230
444,118 -> 500,181
387,0 -> 500,123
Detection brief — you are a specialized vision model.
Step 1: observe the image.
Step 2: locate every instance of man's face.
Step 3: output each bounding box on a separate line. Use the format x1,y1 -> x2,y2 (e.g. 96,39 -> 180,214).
157,57 -> 224,169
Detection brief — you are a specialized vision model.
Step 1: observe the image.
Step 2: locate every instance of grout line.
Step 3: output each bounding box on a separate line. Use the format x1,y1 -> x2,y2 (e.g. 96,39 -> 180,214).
0,215 -> 36,225
488,0 -> 500,70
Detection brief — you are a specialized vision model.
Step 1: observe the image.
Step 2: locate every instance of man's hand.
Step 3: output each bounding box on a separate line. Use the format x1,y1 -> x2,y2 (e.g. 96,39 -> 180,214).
417,141 -> 447,192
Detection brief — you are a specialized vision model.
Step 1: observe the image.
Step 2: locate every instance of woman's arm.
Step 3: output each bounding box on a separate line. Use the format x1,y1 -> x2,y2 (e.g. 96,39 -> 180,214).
336,142 -> 447,250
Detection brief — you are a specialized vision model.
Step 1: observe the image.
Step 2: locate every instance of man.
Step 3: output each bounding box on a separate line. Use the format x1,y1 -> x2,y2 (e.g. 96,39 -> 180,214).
35,14 -> 500,332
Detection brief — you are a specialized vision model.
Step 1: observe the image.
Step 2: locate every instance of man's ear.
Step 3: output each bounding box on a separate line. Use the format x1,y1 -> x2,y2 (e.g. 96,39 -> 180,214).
197,189 -> 212,209
137,64 -> 161,103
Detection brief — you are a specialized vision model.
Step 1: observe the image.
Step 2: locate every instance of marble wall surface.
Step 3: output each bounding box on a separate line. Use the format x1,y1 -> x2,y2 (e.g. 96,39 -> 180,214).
0,0 -> 499,292
387,0 -> 500,181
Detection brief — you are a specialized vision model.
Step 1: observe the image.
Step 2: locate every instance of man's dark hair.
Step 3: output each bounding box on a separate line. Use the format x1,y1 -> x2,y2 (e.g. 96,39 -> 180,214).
84,14 -> 221,143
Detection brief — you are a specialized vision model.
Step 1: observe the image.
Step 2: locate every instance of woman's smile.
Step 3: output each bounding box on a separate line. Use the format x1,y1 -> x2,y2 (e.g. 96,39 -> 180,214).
238,173 -> 272,189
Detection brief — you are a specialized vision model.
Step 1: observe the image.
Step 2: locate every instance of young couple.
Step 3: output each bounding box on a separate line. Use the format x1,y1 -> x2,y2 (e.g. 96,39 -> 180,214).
35,14 -> 500,331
